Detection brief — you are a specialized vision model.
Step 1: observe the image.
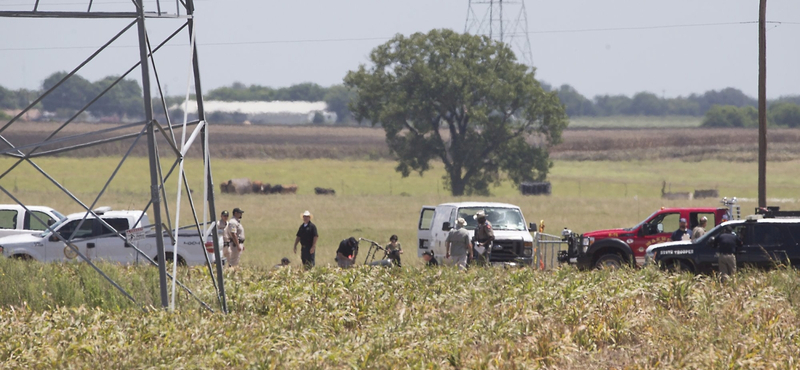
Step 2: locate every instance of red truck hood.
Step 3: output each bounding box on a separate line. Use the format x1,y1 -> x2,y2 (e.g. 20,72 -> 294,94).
583,228 -> 637,238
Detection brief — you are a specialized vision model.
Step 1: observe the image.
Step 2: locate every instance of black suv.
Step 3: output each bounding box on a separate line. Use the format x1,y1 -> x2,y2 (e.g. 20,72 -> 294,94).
646,208 -> 800,273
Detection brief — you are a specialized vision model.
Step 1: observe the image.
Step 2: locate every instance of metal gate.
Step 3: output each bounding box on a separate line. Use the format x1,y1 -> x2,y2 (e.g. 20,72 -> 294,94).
532,232 -> 568,270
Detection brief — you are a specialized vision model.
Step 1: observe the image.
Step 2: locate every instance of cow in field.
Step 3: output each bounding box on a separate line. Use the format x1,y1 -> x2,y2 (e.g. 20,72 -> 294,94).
252,181 -> 264,194
219,178 -> 252,195
281,184 -> 298,194
314,187 -> 335,195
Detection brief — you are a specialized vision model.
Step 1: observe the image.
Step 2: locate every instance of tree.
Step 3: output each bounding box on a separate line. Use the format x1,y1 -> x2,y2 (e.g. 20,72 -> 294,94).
701,105 -> 757,128
93,76 -> 143,118
629,92 -> 667,116
344,29 -> 567,196
556,84 -> 595,116
768,102 -> 800,128
41,71 -> 97,113
323,84 -> 356,123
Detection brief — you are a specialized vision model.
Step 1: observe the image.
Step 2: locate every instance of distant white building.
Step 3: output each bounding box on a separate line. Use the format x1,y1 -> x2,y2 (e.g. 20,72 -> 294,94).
173,100 -> 337,124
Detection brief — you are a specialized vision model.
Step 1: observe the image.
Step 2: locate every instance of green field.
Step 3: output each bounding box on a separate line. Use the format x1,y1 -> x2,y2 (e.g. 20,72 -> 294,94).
568,115 -> 703,129
1,157 -> 798,267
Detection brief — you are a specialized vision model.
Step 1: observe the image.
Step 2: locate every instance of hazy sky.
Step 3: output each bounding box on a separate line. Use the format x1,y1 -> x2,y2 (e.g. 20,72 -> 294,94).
0,0 -> 798,99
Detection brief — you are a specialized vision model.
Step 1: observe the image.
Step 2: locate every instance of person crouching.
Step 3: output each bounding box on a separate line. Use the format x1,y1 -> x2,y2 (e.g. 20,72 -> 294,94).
337,237 -> 359,268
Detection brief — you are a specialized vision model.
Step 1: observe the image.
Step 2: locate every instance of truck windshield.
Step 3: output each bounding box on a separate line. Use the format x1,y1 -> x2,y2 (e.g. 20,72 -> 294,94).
37,217 -> 69,238
457,207 -> 526,231
623,210 -> 659,231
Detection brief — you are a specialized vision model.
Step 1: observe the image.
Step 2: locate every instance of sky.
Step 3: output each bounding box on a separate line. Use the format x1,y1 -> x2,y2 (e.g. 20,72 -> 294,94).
0,0 -> 798,99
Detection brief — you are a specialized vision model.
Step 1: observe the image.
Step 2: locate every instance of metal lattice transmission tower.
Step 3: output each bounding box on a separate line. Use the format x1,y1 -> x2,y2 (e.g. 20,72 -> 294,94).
0,0 -> 226,313
465,0 -> 535,67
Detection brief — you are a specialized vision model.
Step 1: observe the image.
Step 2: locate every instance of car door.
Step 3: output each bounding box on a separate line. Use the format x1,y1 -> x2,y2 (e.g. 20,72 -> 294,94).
734,223 -> 768,269
48,219 -> 94,262
94,218 -> 132,263
693,228 -> 722,273
748,223 -> 786,268
417,206 -> 435,256
26,210 -> 59,232
641,212 -> 680,247
783,224 -> 800,267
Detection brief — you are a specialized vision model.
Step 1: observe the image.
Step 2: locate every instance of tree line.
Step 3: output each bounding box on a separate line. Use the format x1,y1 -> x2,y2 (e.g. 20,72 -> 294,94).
1,71 -> 798,127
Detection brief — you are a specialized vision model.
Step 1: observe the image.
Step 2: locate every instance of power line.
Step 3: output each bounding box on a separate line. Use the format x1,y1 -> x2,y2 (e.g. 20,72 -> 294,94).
0,20 -> 796,52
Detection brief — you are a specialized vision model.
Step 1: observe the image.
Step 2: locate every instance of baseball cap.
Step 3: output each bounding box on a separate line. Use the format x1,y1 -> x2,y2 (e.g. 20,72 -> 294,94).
422,251 -> 434,256
221,210 -> 229,216
348,237 -> 358,245
679,218 -> 687,223
233,207 -> 244,214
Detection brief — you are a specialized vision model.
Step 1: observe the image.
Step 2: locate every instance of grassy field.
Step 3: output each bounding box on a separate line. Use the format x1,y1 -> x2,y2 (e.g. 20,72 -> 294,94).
1,258 -> 799,368
1,140 -> 799,367
1,157 -> 798,268
568,115 -> 703,129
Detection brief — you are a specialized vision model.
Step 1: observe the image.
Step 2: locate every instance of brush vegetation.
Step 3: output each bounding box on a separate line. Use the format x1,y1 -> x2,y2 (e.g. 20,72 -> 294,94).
1,258 -> 799,368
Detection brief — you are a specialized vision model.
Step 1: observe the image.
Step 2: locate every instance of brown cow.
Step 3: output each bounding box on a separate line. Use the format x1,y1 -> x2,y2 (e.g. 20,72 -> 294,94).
252,181 -> 264,194
281,184 -> 298,194
220,180 -> 234,194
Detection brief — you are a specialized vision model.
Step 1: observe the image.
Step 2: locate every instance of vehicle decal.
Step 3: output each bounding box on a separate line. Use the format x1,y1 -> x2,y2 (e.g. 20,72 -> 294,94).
63,244 -> 78,259
645,237 -> 671,246
658,249 -> 694,255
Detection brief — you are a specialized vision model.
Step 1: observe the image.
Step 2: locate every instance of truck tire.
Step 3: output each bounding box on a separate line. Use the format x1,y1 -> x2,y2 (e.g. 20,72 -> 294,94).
594,253 -> 624,270
12,254 -> 33,261
156,253 -> 186,267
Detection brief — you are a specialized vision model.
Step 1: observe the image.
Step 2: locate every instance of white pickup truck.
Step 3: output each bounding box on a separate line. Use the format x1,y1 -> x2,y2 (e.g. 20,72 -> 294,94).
0,204 -> 66,238
417,202 -> 536,266
0,207 -> 217,266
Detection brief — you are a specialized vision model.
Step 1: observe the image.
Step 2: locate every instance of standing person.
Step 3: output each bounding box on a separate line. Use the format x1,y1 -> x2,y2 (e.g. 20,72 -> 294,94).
445,218 -> 472,269
692,216 -> 708,242
337,237 -> 359,268
671,218 -> 690,241
226,208 -> 245,267
714,226 -> 742,282
293,210 -> 318,270
217,210 -> 230,261
422,251 -> 439,267
384,234 -> 403,267
473,211 -> 494,265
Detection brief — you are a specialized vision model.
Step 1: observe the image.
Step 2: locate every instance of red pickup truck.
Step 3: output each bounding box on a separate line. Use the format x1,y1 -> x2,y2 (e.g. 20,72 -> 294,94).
559,199 -> 740,269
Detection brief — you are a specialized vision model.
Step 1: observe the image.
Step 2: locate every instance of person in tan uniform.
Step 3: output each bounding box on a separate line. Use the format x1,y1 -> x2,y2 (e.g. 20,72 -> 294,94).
226,207 -> 245,267
691,216 -> 708,242
217,210 -> 230,260
473,210 -> 494,266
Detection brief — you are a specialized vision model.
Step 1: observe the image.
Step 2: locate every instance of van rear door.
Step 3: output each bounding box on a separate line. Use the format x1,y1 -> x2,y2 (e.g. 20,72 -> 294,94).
417,206 -> 435,257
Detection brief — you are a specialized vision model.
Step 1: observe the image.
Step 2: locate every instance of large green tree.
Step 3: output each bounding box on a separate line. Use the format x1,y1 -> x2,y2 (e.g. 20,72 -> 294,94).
345,29 -> 567,196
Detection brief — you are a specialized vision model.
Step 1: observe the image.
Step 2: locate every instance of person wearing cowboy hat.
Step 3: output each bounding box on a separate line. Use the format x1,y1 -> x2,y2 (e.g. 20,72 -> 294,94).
293,210 -> 318,269
473,210 -> 494,266
446,217 -> 472,269
692,216 -> 708,242
226,207 -> 245,267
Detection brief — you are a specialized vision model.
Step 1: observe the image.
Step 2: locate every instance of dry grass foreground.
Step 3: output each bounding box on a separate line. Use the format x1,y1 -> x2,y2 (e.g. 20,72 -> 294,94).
1,257 -> 799,369
4,122 -> 800,161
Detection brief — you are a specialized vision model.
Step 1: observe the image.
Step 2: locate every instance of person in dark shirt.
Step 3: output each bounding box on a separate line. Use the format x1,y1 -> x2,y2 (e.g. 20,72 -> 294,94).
714,226 -> 742,282
422,251 -> 439,267
337,237 -> 359,268
293,210 -> 318,270
671,218 -> 690,241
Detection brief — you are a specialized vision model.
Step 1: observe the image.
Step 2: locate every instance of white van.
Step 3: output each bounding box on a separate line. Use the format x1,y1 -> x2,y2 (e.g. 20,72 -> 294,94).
0,207 -> 216,266
417,202 -> 535,266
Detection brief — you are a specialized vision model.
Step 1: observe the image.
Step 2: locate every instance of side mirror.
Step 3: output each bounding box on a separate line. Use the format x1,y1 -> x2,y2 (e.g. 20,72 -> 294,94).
48,234 -> 60,242
442,222 -> 452,231
529,223 -> 536,231
47,219 -> 55,226
709,236 -> 716,245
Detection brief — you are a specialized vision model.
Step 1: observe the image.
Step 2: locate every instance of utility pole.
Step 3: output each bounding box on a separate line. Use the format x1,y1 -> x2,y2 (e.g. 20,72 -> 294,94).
758,0 -> 767,208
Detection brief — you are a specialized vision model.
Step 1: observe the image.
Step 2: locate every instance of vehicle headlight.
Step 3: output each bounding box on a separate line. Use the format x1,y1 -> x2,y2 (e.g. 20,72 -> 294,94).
523,248 -> 532,257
